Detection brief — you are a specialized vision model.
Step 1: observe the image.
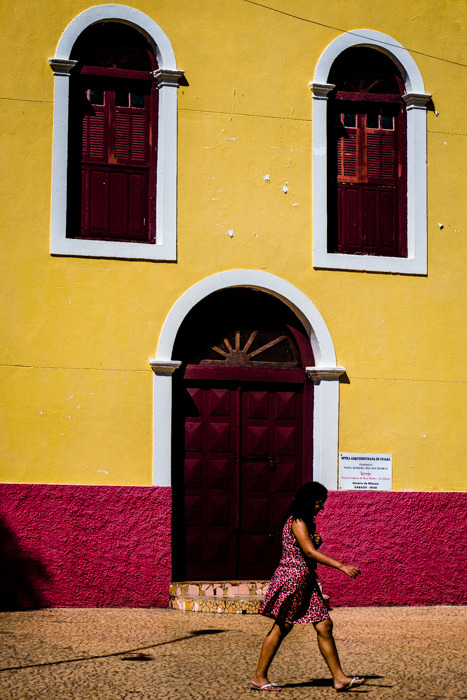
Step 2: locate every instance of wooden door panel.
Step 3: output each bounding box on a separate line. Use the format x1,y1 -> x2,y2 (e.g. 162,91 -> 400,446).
242,460 -> 270,493
240,533 -> 273,565
238,533 -> 281,578
244,390 -> 270,419
205,532 -> 235,566
380,189 -> 397,249
87,169 -> 107,230
185,422 -> 202,451
206,459 -> 230,489
207,422 -> 232,452
108,171 -> 126,232
206,495 -> 232,526
244,425 -> 270,455
187,387 -> 203,413
128,172 -> 148,236
275,426 -> 298,455
185,494 -> 202,526
274,461 -> 297,493
275,391 -> 297,419
208,387 -> 232,415
184,458 -> 202,488
242,495 -> 269,529
184,384 -> 238,579
361,188 -> 378,248
339,185 -> 361,247
186,532 -> 201,563
239,384 -> 303,578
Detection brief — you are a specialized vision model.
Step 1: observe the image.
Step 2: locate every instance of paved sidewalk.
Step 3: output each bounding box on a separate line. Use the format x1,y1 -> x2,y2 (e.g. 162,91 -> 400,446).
0,606 -> 466,699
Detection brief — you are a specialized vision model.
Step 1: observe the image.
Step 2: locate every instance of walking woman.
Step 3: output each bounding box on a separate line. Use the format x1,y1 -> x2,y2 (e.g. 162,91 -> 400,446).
251,482 -> 365,692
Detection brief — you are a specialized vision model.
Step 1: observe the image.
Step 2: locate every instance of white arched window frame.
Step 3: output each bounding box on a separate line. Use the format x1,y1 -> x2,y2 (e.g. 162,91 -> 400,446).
49,4 -> 184,261
311,30 -> 431,275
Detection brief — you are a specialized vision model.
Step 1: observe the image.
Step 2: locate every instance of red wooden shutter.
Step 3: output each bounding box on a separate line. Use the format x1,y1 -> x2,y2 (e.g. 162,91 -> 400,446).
80,89 -> 108,237
337,130 -> 358,179
82,109 -> 106,161
332,101 -> 406,257
114,104 -> 148,164
78,78 -> 155,243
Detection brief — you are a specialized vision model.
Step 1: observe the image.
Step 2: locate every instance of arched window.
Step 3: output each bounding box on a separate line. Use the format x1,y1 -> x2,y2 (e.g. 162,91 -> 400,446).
327,48 -> 407,257
49,6 -> 184,261
311,31 -> 430,275
68,23 -> 158,243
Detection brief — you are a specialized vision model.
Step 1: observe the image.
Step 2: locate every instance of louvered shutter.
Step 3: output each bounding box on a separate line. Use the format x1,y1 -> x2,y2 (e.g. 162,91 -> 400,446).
80,93 -> 108,236
82,110 -> 106,161
114,109 -> 148,164
332,102 -> 406,256
77,78 -> 154,243
337,131 -> 357,179
366,130 -> 396,183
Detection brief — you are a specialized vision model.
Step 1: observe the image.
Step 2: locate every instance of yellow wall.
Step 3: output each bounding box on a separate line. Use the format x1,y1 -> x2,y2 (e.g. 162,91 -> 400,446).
0,0 -> 465,488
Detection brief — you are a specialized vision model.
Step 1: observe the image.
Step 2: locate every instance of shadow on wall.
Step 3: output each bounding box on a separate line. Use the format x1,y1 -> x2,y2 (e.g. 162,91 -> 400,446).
0,518 -> 51,611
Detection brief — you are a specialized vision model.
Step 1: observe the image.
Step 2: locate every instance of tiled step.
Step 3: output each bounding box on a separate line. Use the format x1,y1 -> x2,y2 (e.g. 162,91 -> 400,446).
169,580 -> 269,614
169,580 -> 330,614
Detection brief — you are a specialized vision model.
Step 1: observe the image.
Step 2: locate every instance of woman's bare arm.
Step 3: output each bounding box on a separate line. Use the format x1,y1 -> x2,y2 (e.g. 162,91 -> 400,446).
292,518 -> 360,579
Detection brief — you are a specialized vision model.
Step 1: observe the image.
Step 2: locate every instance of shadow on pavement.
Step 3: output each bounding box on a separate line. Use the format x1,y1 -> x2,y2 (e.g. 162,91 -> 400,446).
282,675 -> 387,691
119,630 -> 226,662
0,628 -> 228,673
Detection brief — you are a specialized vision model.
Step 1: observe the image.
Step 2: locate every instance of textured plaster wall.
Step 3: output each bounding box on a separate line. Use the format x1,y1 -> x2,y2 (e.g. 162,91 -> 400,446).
1,485 -> 466,609
0,484 -> 171,610
317,490 -> 467,607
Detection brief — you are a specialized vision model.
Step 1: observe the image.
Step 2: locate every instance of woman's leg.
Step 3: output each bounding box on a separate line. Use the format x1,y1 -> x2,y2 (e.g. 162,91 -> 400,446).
252,621 -> 293,688
314,619 -> 365,691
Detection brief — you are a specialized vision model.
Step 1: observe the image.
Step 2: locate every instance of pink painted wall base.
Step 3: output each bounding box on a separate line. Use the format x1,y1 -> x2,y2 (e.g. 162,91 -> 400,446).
0,484 -> 171,609
0,485 -> 465,608
317,490 -> 467,607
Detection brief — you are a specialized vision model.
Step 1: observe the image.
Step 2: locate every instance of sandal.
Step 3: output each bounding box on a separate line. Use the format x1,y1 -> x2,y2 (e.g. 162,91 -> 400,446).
336,677 -> 366,692
251,681 -> 282,691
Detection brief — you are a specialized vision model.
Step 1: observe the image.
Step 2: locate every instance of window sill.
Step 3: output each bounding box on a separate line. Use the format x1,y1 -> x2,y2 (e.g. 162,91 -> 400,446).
313,249 -> 427,275
51,236 -> 176,262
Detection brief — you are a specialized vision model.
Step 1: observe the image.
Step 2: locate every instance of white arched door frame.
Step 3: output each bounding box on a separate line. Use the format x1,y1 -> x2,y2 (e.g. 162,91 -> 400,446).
149,271 -> 345,489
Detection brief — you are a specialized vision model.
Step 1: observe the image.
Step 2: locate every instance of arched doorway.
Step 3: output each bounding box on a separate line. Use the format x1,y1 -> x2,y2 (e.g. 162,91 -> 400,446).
171,289 -> 314,580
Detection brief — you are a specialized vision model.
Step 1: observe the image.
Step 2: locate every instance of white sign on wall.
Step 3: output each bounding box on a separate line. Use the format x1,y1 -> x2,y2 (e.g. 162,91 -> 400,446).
339,453 -> 392,491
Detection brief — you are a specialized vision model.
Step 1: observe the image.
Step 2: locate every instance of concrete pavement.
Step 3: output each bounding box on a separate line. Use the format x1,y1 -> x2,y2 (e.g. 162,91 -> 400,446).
0,606 -> 466,699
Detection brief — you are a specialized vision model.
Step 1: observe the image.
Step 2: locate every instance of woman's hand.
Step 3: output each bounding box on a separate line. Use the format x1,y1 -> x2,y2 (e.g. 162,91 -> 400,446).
292,520 -> 361,578
313,533 -> 322,549
339,564 -> 361,579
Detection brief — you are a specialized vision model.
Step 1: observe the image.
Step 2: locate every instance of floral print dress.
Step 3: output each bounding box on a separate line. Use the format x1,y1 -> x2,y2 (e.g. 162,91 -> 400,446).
259,515 -> 330,625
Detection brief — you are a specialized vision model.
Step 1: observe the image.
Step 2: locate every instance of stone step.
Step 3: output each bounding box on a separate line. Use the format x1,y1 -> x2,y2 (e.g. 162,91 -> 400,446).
169,580 -> 269,614
169,580 -> 330,614
170,580 -> 269,598
170,593 -> 264,614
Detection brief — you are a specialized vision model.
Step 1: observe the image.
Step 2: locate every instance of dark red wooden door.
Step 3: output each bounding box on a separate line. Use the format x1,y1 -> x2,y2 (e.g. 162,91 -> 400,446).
184,380 -> 304,580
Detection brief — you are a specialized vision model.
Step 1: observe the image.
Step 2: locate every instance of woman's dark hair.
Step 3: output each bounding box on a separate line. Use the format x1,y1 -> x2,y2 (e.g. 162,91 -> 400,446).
284,481 -> 328,532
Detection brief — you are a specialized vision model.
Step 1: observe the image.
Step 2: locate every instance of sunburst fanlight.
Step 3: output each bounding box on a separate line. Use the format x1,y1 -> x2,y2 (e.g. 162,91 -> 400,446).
199,330 -> 299,367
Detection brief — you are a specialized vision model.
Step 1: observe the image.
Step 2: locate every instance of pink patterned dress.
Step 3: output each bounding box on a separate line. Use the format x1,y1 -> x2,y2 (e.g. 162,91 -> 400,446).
259,516 -> 330,625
